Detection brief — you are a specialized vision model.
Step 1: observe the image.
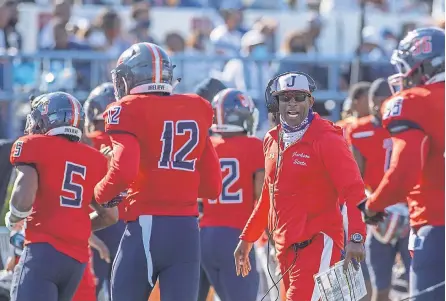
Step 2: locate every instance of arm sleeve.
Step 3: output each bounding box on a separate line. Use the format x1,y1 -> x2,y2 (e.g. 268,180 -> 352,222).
197,136 -> 222,200
94,133 -> 140,204
367,129 -> 429,212
239,181 -> 270,242
319,132 -> 366,238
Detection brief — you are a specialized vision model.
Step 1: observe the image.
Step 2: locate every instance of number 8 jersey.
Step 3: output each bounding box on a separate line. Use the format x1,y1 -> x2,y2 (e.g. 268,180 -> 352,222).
100,93 -> 222,220
10,135 -> 108,263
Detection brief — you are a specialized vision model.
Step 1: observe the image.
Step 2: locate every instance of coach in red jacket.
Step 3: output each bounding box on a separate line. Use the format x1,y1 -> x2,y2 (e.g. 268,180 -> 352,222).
234,72 -> 367,301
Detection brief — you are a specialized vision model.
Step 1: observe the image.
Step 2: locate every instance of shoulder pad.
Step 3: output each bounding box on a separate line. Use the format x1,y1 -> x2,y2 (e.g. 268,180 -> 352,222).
10,136 -> 43,166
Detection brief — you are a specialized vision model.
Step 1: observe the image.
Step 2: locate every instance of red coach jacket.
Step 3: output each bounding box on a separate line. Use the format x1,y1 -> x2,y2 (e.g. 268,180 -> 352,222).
240,114 -> 366,254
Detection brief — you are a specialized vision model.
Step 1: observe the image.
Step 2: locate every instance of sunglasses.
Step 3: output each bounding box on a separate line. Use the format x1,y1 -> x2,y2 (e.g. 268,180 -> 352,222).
278,91 -> 311,103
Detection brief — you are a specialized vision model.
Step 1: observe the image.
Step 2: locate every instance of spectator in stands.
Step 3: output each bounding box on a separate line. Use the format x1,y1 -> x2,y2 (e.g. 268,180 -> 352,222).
77,23 -> 108,51
342,26 -> 392,85
276,30 -> 315,79
165,31 -> 185,55
381,28 -> 399,56
219,29 -> 273,136
164,32 -> 186,91
305,13 -> 323,53
39,0 -> 72,49
129,1 -> 157,44
0,0 -> 14,50
210,8 -> 243,56
94,8 -> 130,58
3,0 -> 21,52
252,17 -> 278,53
47,21 -> 90,51
42,21 -> 92,91
181,31 -> 214,91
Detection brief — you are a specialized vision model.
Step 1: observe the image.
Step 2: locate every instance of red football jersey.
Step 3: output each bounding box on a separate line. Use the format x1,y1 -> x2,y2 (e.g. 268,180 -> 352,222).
10,135 -> 108,263
104,93 -> 218,219
86,130 -> 112,150
200,135 -> 264,230
376,82 -> 445,227
347,115 -> 391,191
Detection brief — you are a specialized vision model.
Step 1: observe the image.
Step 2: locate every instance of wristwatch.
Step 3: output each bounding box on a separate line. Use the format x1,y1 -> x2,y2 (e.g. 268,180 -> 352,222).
350,233 -> 364,244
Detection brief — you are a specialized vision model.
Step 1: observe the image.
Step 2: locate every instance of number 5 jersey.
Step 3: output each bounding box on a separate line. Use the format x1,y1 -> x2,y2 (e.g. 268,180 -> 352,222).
10,135 -> 108,263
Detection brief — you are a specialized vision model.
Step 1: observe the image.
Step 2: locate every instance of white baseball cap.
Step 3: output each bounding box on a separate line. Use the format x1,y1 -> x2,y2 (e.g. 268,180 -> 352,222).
272,73 -> 312,95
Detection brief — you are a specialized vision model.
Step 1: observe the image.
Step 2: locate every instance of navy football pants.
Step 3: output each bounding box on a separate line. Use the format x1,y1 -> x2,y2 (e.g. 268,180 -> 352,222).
365,233 -> 411,290
93,220 -> 125,301
409,225 -> 445,300
201,226 -> 259,301
10,243 -> 86,301
111,216 -> 200,301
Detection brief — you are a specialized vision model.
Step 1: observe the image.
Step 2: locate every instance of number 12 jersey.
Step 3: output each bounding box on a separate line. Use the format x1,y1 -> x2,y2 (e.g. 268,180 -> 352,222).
103,94 -> 221,220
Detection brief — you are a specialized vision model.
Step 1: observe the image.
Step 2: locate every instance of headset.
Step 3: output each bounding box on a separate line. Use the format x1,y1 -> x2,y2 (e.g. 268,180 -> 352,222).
261,71 -> 317,301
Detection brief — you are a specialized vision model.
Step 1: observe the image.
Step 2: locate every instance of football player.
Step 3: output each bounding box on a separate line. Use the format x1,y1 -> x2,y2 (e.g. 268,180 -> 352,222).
347,78 -> 411,301
94,42 -> 222,301
361,27 -> 445,300
6,92 -> 119,301
200,88 -> 263,301
84,82 -> 126,300
83,82 -> 115,149
336,82 -> 372,129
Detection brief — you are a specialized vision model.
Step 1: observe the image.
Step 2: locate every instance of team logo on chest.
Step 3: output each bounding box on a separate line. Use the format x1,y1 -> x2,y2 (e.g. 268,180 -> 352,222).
292,152 -> 310,166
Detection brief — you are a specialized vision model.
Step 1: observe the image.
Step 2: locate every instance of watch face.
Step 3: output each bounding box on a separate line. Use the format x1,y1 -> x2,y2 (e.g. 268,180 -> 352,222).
352,233 -> 363,242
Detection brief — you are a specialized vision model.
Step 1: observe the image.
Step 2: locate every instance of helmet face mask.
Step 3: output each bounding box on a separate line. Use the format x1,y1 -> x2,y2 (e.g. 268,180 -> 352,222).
84,82 -> 115,132
387,27 -> 445,94
25,92 -> 84,141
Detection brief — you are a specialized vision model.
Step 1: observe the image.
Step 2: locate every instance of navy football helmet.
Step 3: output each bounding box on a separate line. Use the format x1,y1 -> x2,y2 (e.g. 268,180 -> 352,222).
112,42 -> 174,100
25,92 -> 84,141
388,27 -> 445,94
211,88 -> 258,136
84,82 -> 115,124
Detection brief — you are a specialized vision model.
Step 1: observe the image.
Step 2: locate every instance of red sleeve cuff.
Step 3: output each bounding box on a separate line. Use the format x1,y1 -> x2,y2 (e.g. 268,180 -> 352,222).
94,134 -> 140,204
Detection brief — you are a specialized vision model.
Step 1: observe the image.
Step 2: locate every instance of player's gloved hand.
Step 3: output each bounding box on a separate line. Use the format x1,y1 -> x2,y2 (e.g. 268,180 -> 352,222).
234,240 -> 253,277
10,231 -> 25,251
100,191 -> 127,208
357,199 -> 387,225
100,144 -> 113,168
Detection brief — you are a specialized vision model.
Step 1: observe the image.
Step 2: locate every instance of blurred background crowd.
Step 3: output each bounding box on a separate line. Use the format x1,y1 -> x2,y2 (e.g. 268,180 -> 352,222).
0,0 -> 443,137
